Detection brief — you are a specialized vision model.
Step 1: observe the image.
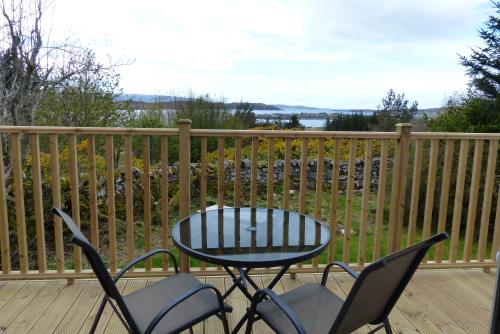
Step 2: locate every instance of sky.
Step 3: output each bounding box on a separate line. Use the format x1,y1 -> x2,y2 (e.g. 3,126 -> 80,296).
47,0 -> 493,109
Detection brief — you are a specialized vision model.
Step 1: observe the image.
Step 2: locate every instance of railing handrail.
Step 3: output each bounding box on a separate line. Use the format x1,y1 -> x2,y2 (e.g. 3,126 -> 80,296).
0,126 -> 179,135
190,129 -> 400,138
412,132 -> 500,140
1,126 -> 500,140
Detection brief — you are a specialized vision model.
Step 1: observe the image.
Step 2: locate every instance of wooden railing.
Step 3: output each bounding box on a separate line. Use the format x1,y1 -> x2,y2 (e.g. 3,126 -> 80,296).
0,122 -> 498,280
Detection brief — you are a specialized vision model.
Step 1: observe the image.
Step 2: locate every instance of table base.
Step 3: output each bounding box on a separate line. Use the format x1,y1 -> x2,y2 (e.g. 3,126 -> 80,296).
222,265 -> 290,334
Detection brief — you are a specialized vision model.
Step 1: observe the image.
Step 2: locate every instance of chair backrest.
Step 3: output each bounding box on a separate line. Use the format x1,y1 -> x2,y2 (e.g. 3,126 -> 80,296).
51,208 -> 124,301
330,233 -> 448,334
490,251 -> 500,334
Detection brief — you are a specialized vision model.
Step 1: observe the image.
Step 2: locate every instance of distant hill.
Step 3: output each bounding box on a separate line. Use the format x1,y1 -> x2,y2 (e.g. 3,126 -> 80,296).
115,94 -> 281,110
115,94 -> 441,115
418,107 -> 442,116
115,94 -> 175,103
226,102 -> 281,110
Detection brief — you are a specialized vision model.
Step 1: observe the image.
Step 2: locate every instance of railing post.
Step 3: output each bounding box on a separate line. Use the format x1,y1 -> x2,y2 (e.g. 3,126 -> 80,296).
178,119 -> 192,272
388,123 -> 412,253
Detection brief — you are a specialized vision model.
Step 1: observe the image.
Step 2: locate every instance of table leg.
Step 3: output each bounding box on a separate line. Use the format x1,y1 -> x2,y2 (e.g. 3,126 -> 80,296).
266,265 -> 290,290
222,266 -> 254,300
230,265 -> 291,334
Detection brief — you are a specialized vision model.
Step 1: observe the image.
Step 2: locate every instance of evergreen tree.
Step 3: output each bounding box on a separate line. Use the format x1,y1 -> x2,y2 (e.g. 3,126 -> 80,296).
459,1 -> 500,98
374,89 -> 418,130
428,2 -> 500,133
283,114 -> 305,129
233,101 -> 256,128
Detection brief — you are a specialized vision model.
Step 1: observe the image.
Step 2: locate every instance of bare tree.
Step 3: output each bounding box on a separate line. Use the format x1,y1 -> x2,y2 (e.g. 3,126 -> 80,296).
0,0 -> 121,127
0,0 -> 48,126
0,0 -> 127,178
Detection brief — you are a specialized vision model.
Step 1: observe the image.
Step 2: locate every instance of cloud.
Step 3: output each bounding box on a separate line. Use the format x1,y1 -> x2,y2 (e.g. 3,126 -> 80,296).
46,0 -> 491,108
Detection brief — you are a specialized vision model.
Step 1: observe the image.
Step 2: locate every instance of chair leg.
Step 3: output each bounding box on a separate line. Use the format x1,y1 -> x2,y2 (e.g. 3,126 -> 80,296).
89,296 -> 108,334
384,318 -> 393,334
245,303 -> 258,334
367,318 -> 392,334
220,311 -> 230,334
245,314 -> 255,334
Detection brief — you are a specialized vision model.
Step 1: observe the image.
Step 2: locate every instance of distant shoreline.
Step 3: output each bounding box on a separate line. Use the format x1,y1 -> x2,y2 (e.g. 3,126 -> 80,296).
117,94 -> 441,120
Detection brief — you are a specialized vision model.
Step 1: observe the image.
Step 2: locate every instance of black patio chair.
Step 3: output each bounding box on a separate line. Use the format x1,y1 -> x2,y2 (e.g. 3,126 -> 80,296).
245,232 -> 448,334
51,208 -> 229,334
490,251 -> 500,334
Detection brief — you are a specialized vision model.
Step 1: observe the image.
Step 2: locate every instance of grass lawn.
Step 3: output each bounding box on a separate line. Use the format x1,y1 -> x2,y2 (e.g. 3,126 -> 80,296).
128,188 -> 489,270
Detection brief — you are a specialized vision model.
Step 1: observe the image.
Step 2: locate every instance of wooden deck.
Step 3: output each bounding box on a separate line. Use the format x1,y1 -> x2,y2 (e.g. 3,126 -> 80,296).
0,269 -> 495,333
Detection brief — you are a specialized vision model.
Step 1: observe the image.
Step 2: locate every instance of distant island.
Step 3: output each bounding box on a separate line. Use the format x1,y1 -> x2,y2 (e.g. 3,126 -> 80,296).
115,94 -> 441,120
115,94 -> 281,111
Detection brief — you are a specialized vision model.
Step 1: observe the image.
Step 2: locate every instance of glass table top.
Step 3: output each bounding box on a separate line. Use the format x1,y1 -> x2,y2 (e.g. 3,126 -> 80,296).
172,207 -> 330,268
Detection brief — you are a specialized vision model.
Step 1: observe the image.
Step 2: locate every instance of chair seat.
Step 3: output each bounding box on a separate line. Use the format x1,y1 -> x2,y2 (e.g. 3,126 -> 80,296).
256,283 -> 344,334
123,273 -> 224,334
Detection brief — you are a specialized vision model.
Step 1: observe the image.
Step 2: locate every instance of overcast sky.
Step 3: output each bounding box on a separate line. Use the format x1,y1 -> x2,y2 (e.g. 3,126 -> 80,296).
48,0 -> 492,109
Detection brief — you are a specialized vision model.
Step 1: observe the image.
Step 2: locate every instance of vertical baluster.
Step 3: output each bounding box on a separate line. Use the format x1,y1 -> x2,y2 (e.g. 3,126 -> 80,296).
250,137 -> 258,208
408,139 -> 424,246
200,137 -> 207,271
450,140 -> 469,263
299,138 -> 309,214
218,137 -> 224,208
297,137 -> 309,269
343,139 -> 357,263
478,139 -> 498,263
200,137 -> 207,211
267,138 -> 275,208
31,133 -> 45,273
105,135 -> 117,273
234,137 -> 241,208
373,140 -> 388,259
313,138 -> 325,267
358,139 -> 373,266
178,120 -> 191,272
0,136 -> 9,274
11,133 -> 28,273
464,139 -> 484,262
143,136 -> 152,271
124,135 -> 134,268
436,140 -> 454,262
422,139 -> 439,263
328,139 -> 341,262
491,185 -> 500,260
314,138 -> 325,218
160,136 -> 169,270
88,135 -> 98,248
387,124 -> 412,253
68,134 -> 81,272
283,138 -> 292,211
50,134 -> 64,273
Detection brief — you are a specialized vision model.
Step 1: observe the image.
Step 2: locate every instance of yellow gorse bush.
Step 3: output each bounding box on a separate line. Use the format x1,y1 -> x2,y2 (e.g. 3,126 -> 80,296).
24,139 -> 108,179
206,129 -> 394,164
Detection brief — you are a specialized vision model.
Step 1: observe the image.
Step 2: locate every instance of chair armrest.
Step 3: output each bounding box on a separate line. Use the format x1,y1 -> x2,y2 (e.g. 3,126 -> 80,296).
113,248 -> 178,282
251,288 -> 307,334
321,261 -> 358,285
144,283 -> 225,334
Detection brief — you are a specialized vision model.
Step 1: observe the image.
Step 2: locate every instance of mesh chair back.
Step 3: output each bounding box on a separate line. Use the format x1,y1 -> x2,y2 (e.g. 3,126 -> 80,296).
51,208 -> 122,300
490,251 -> 500,334
330,233 -> 448,334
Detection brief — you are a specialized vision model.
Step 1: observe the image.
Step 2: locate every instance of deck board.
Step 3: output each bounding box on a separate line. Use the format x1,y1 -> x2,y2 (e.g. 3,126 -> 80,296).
0,269 -> 494,333
27,280 -> 86,334
5,281 -> 65,334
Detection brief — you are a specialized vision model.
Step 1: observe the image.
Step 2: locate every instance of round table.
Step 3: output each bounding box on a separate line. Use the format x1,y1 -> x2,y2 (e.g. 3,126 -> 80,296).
172,207 -> 330,268
172,207 -> 330,333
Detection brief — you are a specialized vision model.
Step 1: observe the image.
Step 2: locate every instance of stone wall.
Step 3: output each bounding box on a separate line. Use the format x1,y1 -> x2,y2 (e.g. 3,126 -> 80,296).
128,157 -> 393,194
231,158 -> 392,190
242,157 -> 393,190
